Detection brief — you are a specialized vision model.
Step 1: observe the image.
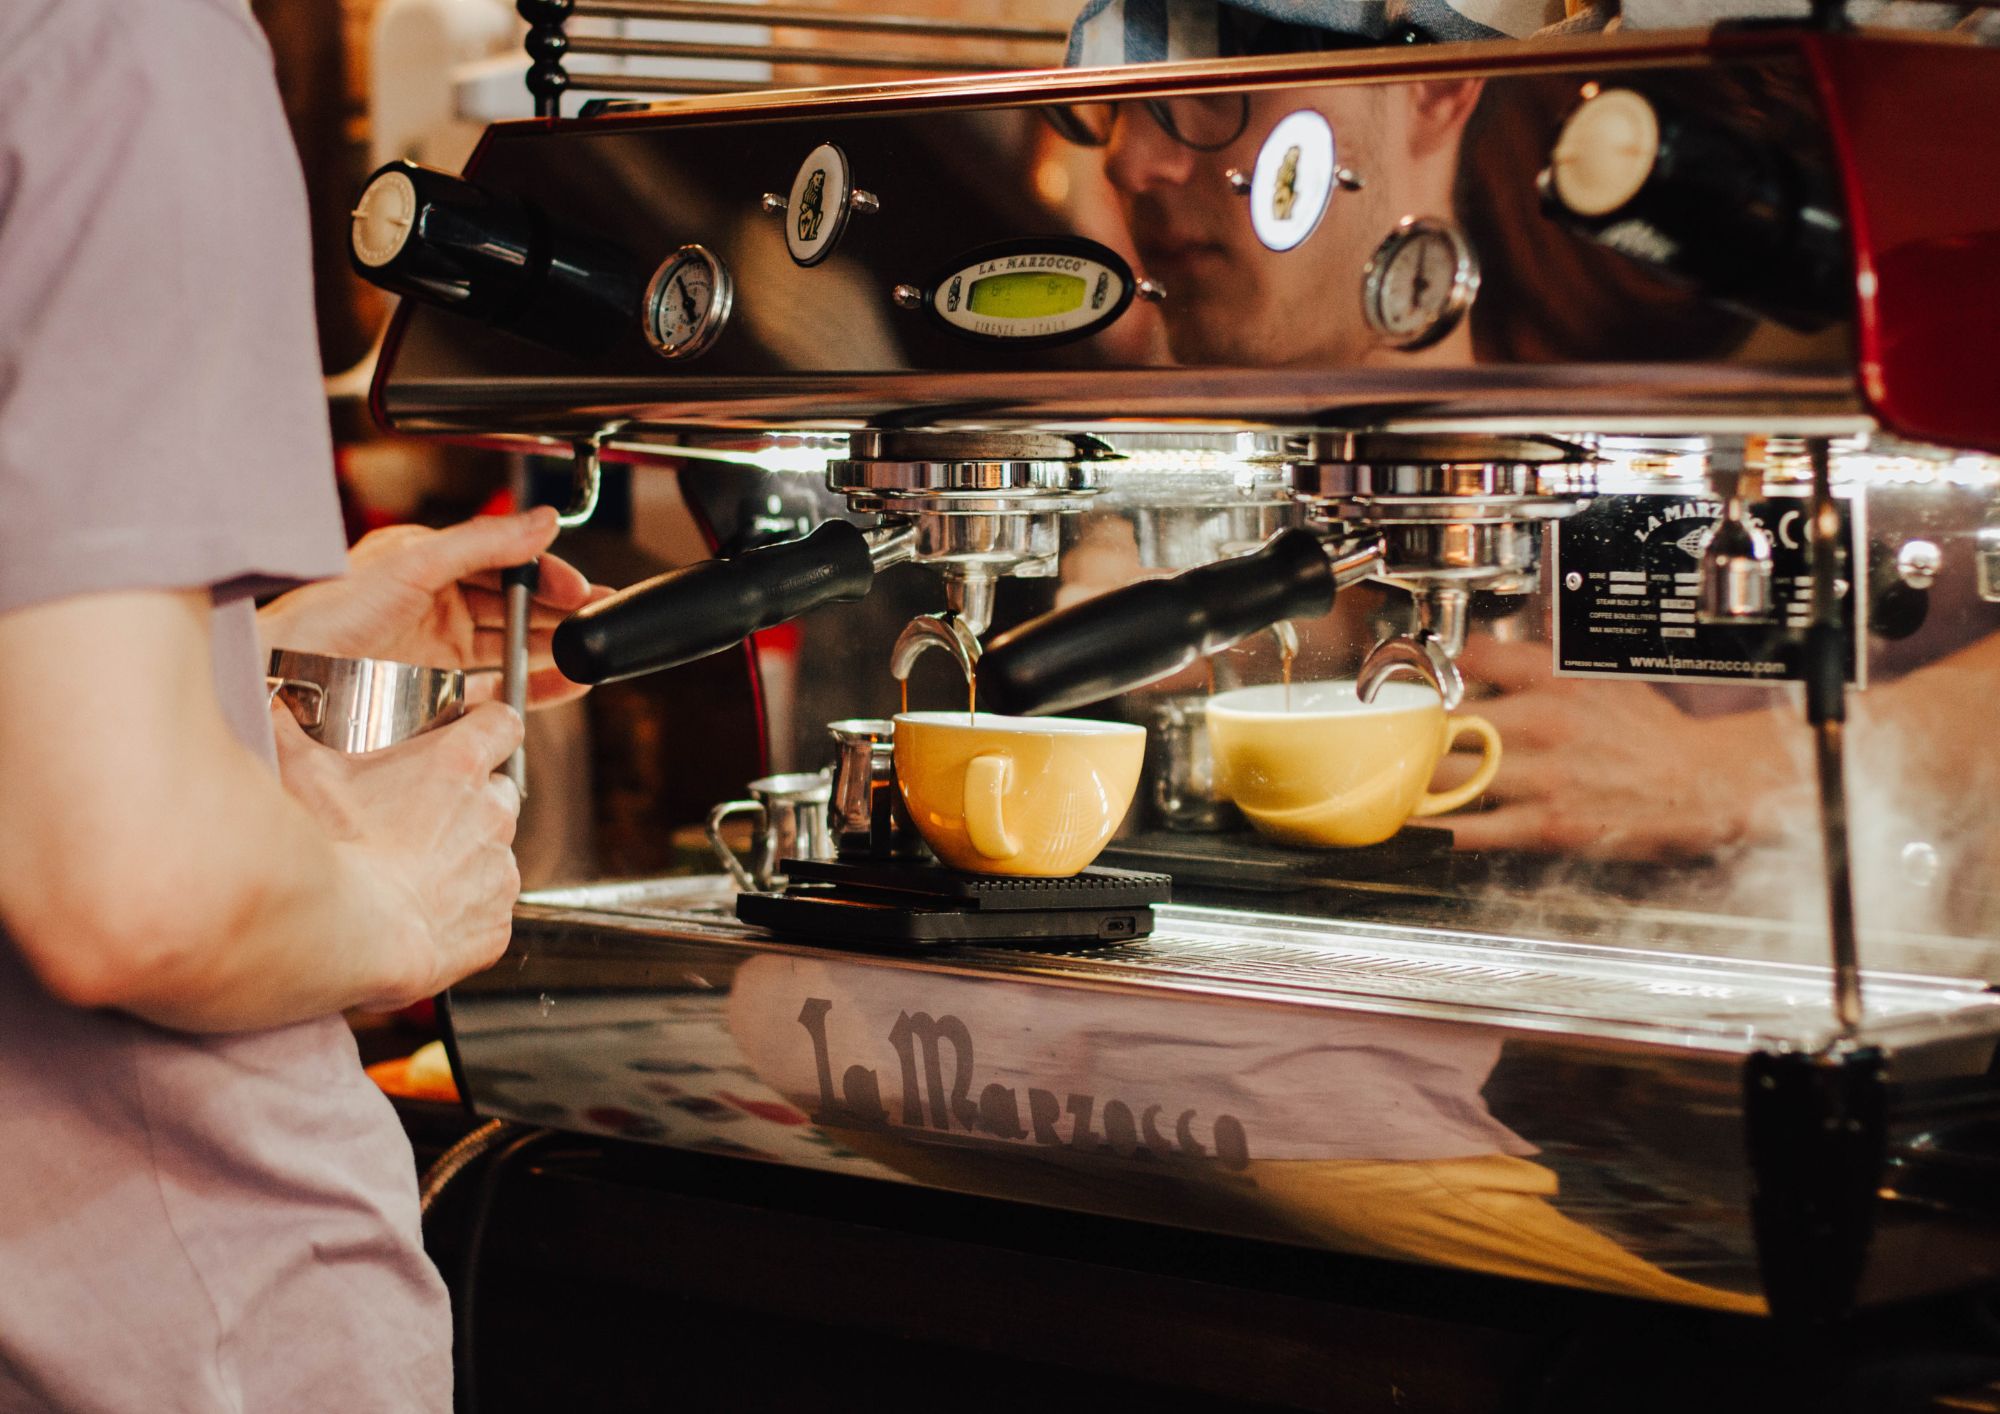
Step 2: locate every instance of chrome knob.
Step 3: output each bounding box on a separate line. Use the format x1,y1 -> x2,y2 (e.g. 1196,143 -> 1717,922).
1895,539 -> 1942,591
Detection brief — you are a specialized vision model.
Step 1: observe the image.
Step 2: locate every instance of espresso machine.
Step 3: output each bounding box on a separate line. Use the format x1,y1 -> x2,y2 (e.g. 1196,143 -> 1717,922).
358,23 -> 2000,1326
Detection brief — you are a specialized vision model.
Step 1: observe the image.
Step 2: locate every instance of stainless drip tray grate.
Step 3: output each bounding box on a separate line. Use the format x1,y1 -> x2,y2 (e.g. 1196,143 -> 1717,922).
1077,938 -> 1571,992
521,883 -> 2000,1051
978,905 -> 2000,1049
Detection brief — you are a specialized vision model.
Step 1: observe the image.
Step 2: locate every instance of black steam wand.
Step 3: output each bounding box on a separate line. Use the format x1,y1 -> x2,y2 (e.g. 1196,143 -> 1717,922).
500,2 -> 577,790
500,0 -> 580,784
500,463 -> 537,795
501,436 -> 607,793
1805,437 -> 1861,1036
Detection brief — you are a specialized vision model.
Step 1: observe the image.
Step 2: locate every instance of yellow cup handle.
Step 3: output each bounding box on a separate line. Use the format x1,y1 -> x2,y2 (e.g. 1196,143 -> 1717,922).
963,753 -> 1020,861
1413,714 -> 1503,818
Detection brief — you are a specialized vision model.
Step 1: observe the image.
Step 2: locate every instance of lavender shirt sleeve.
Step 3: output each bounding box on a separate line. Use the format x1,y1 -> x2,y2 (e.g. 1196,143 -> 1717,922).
0,0 -> 349,619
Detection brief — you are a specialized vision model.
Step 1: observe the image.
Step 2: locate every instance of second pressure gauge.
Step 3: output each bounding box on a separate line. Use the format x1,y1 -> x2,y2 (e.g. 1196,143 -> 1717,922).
644,244 -> 733,359
1361,217 -> 1479,350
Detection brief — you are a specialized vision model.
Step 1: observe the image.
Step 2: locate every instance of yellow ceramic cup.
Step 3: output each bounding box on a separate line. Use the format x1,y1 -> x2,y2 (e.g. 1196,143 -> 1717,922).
893,712 -> 1145,876
1206,680 -> 1501,847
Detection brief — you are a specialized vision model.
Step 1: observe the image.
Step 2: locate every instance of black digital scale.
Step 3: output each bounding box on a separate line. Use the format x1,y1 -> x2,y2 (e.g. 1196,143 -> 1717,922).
734,826 -> 1453,947
1099,824 -> 1455,894
734,859 -> 1171,947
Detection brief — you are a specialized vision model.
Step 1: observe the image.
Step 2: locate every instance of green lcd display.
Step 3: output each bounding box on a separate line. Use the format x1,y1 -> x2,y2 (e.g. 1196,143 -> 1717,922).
967,271 -> 1087,320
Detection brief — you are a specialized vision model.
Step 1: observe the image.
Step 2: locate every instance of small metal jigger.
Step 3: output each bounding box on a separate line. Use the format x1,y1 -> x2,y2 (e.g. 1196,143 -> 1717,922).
827,719 -> 926,859
1697,465 -> 1776,624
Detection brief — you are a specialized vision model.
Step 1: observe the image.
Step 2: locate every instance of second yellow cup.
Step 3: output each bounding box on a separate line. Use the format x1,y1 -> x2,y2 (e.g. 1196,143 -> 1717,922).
894,712 -> 1144,876
1206,681 -> 1501,847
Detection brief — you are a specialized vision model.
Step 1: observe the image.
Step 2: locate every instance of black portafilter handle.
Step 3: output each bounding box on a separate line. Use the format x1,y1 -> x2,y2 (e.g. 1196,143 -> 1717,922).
976,528 -> 1338,717
349,160 -> 642,355
552,520 -> 876,686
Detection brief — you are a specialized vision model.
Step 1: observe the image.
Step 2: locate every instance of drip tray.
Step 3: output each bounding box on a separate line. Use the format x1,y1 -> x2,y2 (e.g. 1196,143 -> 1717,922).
736,861 -> 1172,947
1100,825 -> 1454,893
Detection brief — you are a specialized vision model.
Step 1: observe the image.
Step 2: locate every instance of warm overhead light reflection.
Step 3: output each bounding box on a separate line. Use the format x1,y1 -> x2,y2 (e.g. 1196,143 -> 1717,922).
1033,156 -> 1072,206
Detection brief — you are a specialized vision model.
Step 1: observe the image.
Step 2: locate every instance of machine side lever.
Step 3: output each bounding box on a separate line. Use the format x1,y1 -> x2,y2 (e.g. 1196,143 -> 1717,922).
976,529 -> 1342,717
552,520 -> 875,685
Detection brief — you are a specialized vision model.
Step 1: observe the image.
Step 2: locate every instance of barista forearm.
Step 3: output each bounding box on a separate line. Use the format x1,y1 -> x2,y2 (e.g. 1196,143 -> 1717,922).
0,591 -> 429,1031
66,742 -> 430,1032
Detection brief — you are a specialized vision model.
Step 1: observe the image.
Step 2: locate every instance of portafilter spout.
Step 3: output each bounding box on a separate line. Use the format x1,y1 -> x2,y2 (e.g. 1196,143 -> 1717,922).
891,612 -> 983,690
1358,632 -> 1464,709
1358,586 -> 1469,708
944,571 -> 997,641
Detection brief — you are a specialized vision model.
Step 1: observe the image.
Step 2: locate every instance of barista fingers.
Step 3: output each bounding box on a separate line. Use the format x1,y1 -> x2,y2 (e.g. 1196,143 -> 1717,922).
1100,80 -> 1481,366
258,509 -> 607,711
1442,636 -> 1806,859
0,1 -> 598,1408
1450,626 -> 2000,885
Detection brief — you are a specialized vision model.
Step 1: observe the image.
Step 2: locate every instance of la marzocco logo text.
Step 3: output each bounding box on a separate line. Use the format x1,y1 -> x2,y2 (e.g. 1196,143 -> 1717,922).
975,253 -> 1087,276
796,998 -> 1251,1170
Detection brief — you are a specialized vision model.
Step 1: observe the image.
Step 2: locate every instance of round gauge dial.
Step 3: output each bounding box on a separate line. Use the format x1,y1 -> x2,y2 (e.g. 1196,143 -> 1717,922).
1361,218 -> 1479,350
644,244 -> 733,359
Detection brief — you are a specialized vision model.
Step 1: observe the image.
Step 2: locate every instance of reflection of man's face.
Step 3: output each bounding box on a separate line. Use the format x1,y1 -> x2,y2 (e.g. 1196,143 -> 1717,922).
1102,82 -> 1477,367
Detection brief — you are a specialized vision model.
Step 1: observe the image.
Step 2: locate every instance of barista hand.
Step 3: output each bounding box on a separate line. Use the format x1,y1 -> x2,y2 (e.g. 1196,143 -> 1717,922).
271,698 -> 525,1007
257,507 -> 611,708
1445,636 -> 1803,860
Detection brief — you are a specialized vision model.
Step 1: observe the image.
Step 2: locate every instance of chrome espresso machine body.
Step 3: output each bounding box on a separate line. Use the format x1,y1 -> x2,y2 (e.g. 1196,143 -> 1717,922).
360,28 -> 2000,1319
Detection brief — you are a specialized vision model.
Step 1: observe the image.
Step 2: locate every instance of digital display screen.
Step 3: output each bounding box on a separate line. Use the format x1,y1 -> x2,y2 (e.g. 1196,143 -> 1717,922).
967,271 -> 1087,320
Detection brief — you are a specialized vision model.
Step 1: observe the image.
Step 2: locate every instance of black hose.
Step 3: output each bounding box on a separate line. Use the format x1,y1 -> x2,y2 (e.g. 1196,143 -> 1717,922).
453,1127 -> 554,1414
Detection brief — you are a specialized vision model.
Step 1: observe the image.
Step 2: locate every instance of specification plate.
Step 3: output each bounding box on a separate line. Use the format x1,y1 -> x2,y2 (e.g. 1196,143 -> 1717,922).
1551,492 -> 1864,686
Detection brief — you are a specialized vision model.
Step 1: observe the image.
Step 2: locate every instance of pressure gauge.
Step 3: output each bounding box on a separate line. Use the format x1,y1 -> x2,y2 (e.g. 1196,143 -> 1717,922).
1361,217 -> 1479,350
643,244 -> 733,359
